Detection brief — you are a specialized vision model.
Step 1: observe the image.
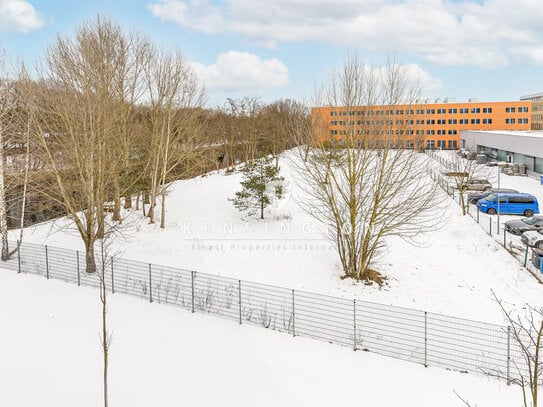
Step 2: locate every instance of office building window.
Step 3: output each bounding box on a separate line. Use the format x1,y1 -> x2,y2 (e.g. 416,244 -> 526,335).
339,111 -> 347,116
471,118 -> 480,124
427,130 -> 435,135
471,107 -> 480,114
396,109 -> 404,115
519,118 -> 529,124
437,108 -> 446,114
407,109 -> 414,115
330,130 -> 338,135
448,108 -> 458,114
505,118 -> 515,124
427,140 -> 435,149
459,119 -> 469,124
448,119 -> 457,124
416,109 -> 425,114
349,111 -> 355,116
483,118 -> 492,124
448,130 -> 457,135
437,140 -> 446,149
437,119 -> 446,124
416,119 -> 424,125
448,140 -> 457,149
459,108 -> 469,114
437,129 -> 446,135
519,106 -> 529,112
339,120 -> 346,125
426,119 -> 435,125
330,111 -> 337,116
506,107 -> 516,113
330,121 -> 338,125
426,109 -> 435,114
483,107 -> 493,113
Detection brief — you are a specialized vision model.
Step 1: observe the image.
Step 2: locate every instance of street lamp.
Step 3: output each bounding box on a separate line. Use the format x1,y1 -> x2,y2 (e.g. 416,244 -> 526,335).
497,162 -> 507,233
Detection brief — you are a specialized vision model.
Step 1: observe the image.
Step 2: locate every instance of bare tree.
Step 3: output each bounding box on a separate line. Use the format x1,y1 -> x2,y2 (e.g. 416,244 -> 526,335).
32,15 -> 138,273
439,151 -> 491,215
295,56 -> 442,283
142,46 -> 204,227
495,294 -> 542,407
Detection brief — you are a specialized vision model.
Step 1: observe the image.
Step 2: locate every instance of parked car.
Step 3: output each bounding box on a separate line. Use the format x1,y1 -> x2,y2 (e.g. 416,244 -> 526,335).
477,193 -> 539,217
521,229 -> 543,249
467,188 -> 519,204
461,179 -> 492,191
504,216 -> 543,235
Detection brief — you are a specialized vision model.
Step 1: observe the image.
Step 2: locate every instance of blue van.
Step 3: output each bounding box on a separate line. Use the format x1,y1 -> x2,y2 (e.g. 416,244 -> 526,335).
476,193 -> 539,216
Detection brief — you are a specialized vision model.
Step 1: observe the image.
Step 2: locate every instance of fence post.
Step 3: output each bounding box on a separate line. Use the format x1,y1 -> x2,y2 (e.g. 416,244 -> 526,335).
76,251 -> 80,287
45,245 -> 49,279
477,208 -> 479,223
111,259 -> 115,294
489,218 -> 492,235
524,245 -> 529,267
191,271 -> 195,313
507,326 -> 511,385
292,289 -> 296,337
424,311 -> 428,367
503,228 -> 506,248
238,280 -> 242,324
17,240 -> 21,273
148,263 -> 152,303
353,299 -> 357,351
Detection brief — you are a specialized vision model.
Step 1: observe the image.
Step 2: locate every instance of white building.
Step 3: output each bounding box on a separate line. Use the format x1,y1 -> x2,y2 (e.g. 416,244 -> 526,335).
460,130 -> 543,176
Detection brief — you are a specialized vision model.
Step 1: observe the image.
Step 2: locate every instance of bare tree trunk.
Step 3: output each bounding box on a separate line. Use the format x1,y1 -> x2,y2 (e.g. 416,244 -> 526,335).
112,180 -> 121,222
0,124 -> 9,260
123,194 -> 132,209
85,240 -> 97,274
98,240 -> 110,407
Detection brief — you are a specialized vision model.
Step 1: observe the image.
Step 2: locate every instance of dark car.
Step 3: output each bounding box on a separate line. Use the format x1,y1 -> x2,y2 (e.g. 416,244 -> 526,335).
504,216 -> 543,235
467,188 -> 519,204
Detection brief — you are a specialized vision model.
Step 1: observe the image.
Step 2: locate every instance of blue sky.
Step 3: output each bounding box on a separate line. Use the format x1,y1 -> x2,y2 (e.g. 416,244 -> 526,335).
1,0 -> 542,108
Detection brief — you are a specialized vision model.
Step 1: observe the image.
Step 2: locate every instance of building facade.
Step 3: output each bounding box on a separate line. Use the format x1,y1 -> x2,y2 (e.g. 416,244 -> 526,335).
520,92 -> 543,130
312,100 -> 531,149
461,130 -> 543,175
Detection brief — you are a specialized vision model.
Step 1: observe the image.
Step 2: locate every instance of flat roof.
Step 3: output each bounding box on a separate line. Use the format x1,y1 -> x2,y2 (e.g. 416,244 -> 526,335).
520,92 -> 543,100
465,130 -> 543,138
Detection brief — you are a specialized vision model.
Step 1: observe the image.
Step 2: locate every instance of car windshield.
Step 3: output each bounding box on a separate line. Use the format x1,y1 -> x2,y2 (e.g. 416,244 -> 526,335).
485,194 -> 496,202
523,217 -> 540,225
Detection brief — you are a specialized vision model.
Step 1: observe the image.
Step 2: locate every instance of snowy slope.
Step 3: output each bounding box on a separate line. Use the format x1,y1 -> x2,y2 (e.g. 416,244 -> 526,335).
12,150 -> 543,324
0,270 -> 522,407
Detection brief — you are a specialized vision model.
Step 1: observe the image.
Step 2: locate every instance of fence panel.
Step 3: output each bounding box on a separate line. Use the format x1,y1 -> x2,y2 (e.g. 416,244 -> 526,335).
240,280 -> 293,334
149,263 -> 192,310
356,300 -> 426,365
426,312 -> 509,375
294,290 -> 353,348
191,272 -> 240,322
19,242 -> 47,277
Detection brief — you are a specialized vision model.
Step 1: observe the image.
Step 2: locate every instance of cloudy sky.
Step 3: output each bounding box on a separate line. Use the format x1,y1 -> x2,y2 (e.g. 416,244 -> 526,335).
1,0 -> 542,107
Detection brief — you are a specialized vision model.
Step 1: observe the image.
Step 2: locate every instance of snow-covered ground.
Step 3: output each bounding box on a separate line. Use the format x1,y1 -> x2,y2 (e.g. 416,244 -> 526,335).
0,270 -> 522,407
12,150 -> 543,324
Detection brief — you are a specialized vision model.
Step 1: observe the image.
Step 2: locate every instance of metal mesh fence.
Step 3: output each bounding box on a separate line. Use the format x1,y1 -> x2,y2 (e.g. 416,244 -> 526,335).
5,239 -> 529,382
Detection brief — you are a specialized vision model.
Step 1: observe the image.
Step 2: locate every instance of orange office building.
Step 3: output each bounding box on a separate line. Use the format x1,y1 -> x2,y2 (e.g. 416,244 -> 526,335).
312,100 -> 531,149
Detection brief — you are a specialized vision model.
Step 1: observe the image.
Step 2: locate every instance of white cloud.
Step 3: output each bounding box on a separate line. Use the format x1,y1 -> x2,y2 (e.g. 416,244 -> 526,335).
191,51 -> 289,92
0,0 -> 44,33
148,0 -> 543,68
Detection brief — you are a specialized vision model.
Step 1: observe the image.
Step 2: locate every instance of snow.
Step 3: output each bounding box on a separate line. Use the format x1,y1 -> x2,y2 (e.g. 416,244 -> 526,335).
13,150 -> 543,324
3,149 -> 543,405
0,270 -> 522,407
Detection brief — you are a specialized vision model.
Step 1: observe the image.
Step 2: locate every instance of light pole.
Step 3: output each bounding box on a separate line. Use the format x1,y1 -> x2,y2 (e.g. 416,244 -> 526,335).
497,162 -> 507,233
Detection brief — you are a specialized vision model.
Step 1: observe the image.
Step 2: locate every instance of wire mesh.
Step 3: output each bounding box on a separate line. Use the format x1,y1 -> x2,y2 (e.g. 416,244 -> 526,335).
4,239 -> 532,382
